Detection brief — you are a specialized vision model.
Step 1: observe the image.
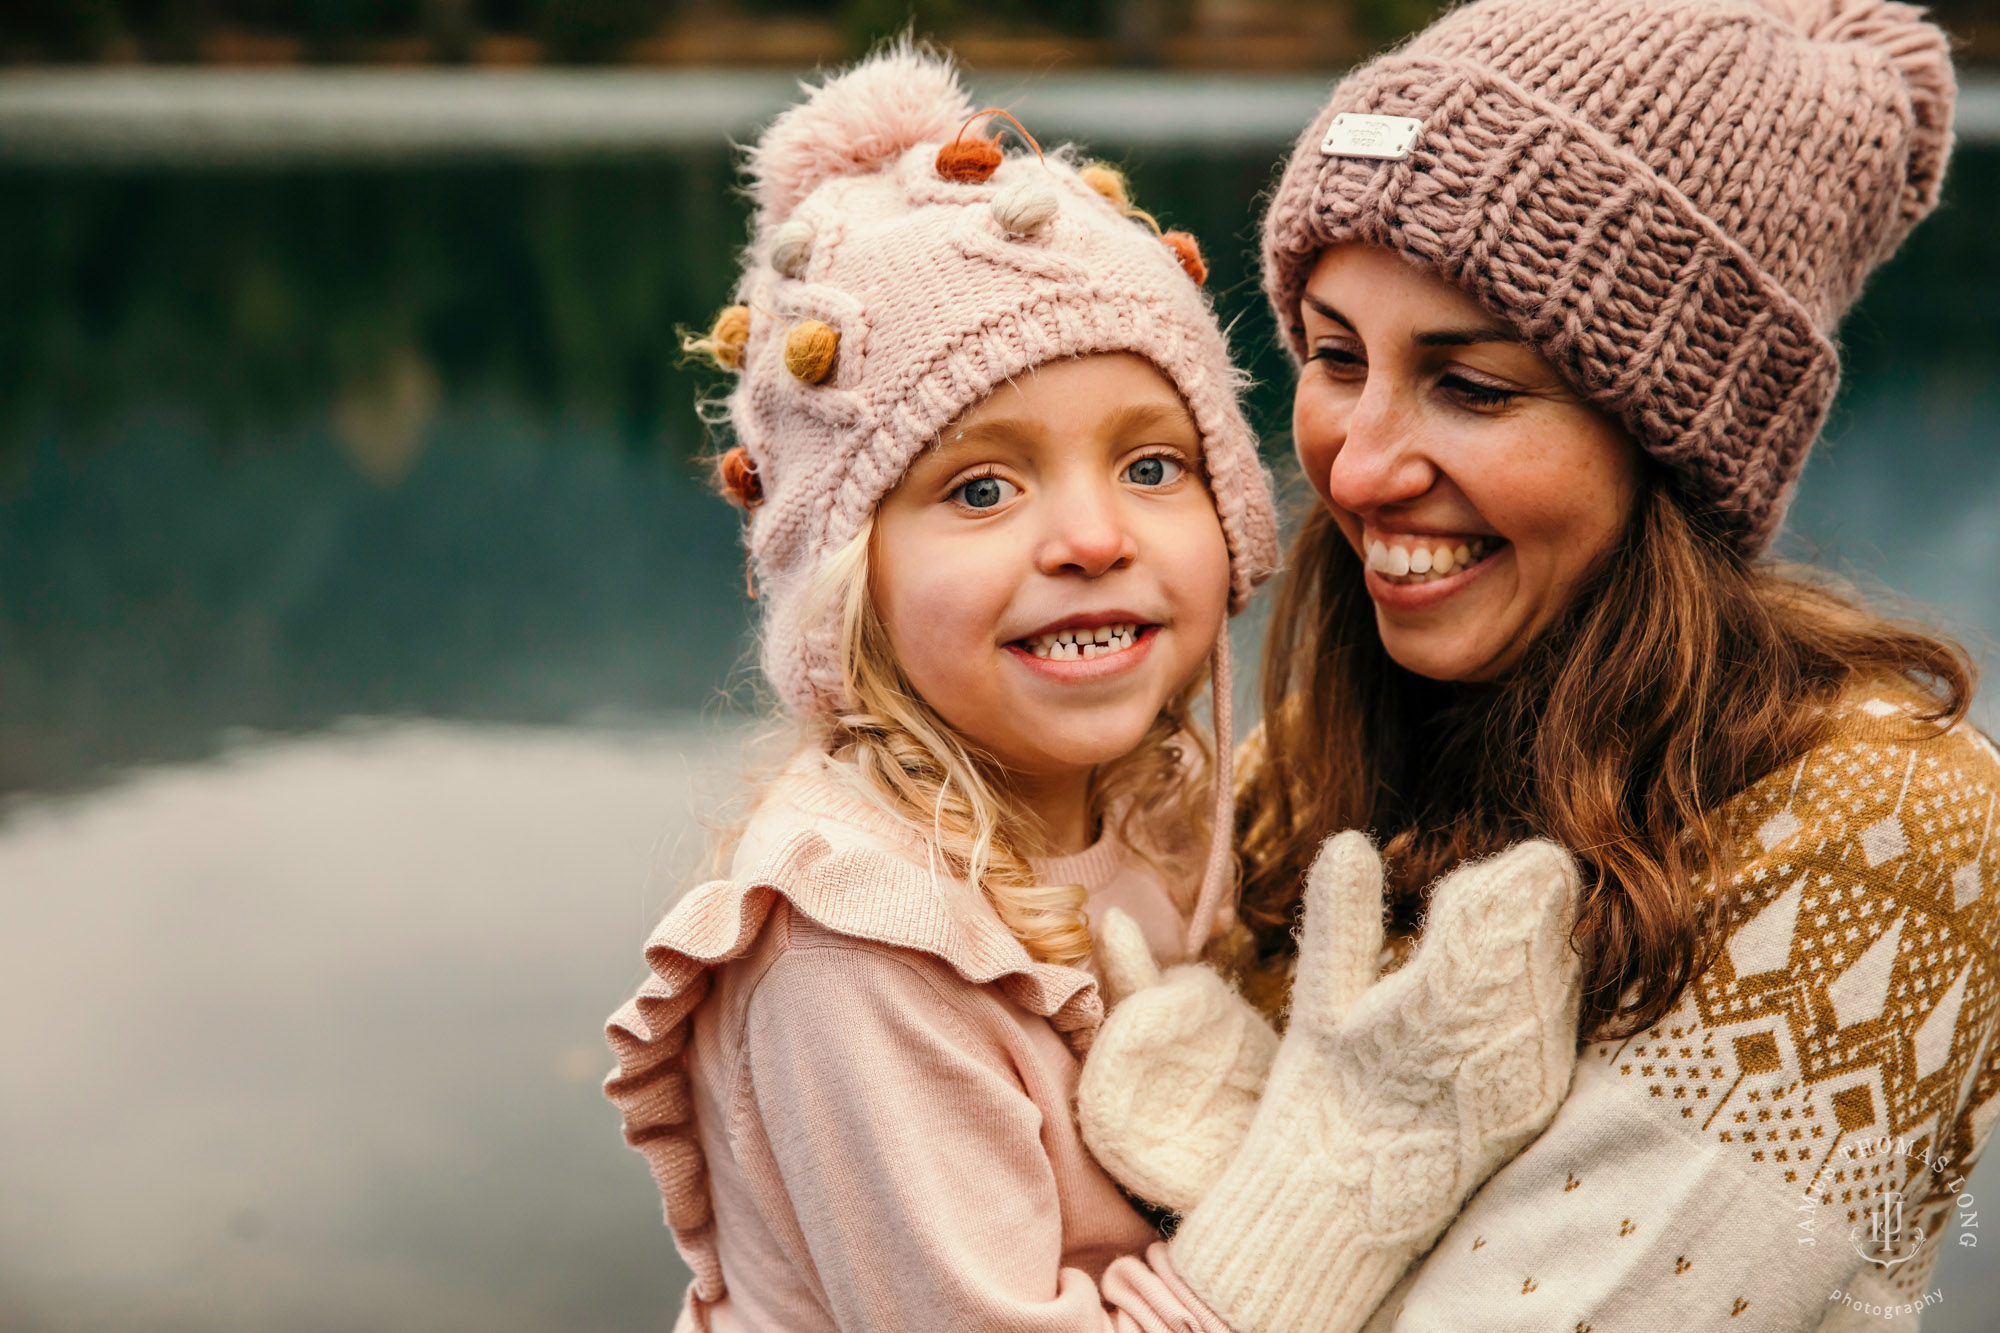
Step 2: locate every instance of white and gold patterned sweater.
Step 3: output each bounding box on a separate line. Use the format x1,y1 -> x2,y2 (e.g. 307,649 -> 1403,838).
1360,688 -> 2000,1332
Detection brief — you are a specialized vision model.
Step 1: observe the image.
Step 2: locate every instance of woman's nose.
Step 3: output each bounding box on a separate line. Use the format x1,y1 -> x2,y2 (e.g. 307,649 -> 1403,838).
1321,379 -> 1437,515
1037,483 -> 1137,578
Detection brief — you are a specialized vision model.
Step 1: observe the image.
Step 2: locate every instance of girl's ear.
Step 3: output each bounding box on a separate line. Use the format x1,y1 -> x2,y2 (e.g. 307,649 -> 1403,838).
746,39 -> 972,226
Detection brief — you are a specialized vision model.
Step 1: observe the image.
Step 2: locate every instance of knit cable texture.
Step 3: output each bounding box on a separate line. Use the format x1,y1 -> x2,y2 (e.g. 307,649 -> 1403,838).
1159,833 -> 1586,1333
1077,907 -> 1281,1214
1262,0 -> 1956,553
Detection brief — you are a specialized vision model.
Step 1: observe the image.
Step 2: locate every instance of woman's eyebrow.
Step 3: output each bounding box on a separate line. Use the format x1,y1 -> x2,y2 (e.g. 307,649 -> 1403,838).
1415,324 -> 1522,347
1302,293 -> 1355,331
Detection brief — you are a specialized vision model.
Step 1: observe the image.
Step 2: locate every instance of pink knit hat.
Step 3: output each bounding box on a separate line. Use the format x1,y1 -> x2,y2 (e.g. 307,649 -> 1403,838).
1262,0 -> 1956,554
712,41 -> 1278,713
703,42 -> 1280,953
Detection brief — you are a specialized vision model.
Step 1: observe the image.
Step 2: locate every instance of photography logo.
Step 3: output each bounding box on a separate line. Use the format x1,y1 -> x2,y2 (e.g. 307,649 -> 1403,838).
1818,1134 -> 1980,1271
1849,1187 -> 1925,1268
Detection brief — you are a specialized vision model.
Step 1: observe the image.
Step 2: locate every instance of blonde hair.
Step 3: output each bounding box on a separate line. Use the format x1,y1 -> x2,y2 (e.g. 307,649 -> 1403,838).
785,517 -> 1215,969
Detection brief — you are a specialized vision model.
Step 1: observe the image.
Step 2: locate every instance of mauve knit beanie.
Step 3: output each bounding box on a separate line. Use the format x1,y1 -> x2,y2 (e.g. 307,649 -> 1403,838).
712,42 -> 1278,719
1262,0 -> 1956,554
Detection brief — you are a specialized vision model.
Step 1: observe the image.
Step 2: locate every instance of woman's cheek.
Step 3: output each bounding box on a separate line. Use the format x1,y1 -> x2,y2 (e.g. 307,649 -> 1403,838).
1292,388 -> 1344,502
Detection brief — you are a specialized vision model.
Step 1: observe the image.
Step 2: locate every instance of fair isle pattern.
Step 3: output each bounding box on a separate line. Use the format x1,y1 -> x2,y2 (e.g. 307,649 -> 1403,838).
1584,690 -> 2000,1311
1364,690 -> 2000,1331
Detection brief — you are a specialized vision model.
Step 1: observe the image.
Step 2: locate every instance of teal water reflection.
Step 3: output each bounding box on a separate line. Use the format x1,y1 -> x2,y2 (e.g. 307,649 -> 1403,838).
0,149 -> 1304,793
5,150 -> 1999,795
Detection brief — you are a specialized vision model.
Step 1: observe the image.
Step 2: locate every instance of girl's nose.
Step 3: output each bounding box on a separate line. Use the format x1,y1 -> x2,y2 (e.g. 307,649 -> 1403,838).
1322,379 -> 1437,515
1037,483 -> 1138,578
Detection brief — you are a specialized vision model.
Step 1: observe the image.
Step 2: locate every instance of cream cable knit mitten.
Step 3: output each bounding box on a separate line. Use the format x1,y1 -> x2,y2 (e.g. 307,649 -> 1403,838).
1079,911 -> 1280,1213
1162,831 -> 1585,1333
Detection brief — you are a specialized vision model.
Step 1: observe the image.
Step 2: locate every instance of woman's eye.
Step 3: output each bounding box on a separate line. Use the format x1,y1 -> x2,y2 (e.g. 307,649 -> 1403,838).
1309,345 -> 1364,370
952,475 -> 1018,509
1444,374 -> 1518,408
1123,455 -> 1185,487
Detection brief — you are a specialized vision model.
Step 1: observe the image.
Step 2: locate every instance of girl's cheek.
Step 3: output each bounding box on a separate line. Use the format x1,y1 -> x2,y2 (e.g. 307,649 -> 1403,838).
1162,505 -> 1232,636
898,544 -> 1012,645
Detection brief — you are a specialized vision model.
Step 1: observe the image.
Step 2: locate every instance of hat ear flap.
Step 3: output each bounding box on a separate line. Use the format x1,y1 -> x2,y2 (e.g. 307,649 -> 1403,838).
747,37 -> 974,226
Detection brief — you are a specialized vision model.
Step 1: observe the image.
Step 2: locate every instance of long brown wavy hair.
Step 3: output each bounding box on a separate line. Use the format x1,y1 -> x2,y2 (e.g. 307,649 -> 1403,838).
1232,471 -> 1975,1039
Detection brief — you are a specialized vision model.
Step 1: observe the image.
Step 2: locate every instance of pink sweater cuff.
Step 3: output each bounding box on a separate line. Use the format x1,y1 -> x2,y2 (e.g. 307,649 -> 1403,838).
1100,1241 -> 1234,1333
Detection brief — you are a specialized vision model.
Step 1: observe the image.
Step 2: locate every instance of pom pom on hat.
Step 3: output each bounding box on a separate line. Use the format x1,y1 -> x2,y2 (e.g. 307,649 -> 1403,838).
992,180 -> 1060,236
936,132 -> 1003,183
1754,0 -> 1955,234
748,38 -> 974,225
684,304 -> 751,370
716,445 -> 763,510
1162,230 -> 1209,286
770,218 -> 814,278
1078,162 -> 1130,209
784,320 -> 839,383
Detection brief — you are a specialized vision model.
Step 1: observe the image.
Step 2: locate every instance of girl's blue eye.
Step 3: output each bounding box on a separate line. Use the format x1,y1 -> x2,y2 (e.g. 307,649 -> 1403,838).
953,475 -> 1017,509
1124,456 -> 1183,487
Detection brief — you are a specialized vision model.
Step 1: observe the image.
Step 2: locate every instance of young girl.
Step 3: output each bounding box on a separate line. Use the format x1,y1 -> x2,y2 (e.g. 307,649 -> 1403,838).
600,43 -> 1295,1331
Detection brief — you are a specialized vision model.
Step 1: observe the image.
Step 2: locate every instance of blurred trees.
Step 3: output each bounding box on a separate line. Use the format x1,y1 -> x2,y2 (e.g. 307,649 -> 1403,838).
11,1 -> 2000,67
2,0 -> 1397,65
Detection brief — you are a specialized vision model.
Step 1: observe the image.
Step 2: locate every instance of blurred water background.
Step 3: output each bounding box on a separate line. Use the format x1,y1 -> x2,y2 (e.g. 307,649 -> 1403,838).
5,27 -> 2000,1333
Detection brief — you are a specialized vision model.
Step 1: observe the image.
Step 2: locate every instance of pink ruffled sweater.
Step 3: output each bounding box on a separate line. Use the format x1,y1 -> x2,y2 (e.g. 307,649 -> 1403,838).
605,754 -> 1231,1332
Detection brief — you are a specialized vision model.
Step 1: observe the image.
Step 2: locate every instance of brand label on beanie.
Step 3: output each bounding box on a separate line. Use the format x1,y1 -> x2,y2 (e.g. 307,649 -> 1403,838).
1320,113 -> 1421,160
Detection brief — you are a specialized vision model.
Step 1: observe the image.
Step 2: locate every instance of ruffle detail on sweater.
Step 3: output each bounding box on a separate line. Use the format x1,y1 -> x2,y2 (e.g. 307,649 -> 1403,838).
602,769 -> 1104,1310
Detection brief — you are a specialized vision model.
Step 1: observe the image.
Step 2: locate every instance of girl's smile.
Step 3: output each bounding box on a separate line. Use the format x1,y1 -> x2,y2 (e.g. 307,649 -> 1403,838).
1007,616 -> 1160,677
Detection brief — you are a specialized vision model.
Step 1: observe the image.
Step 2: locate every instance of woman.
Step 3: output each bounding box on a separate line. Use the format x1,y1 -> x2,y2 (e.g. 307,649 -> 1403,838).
1079,0 -> 2000,1329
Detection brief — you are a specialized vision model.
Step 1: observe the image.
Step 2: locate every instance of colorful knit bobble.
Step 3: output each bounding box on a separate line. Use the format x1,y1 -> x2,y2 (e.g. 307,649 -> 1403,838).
716,444 -> 764,510
1078,163 -> 1130,210
1162,231 -> 1208,286
992,180 -> 1060,237
936,133 -> 1002,183
770,218 -> 814,279
784,320 -> 838,383
687,304 -> 751,370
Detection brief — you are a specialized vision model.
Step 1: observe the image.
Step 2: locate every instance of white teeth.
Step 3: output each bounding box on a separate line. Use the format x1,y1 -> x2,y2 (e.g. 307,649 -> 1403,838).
1023,622 -> 1142,660
1366,537 -> 1495,584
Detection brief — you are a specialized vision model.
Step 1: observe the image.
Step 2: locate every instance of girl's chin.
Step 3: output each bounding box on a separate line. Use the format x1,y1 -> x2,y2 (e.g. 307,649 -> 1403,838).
980,708 -> 1174,776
